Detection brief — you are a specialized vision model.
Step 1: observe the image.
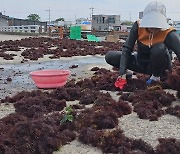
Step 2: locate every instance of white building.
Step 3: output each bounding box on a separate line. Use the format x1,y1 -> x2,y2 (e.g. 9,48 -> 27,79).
92,15 -> 121,31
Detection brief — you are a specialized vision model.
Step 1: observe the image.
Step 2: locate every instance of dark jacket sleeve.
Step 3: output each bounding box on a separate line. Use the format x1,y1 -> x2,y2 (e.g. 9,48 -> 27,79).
164,31 -> 180,61
119,21 -> 138,75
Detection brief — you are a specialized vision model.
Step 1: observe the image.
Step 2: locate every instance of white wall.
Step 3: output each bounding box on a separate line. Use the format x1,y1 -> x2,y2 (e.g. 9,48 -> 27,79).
0,25 -> 42,33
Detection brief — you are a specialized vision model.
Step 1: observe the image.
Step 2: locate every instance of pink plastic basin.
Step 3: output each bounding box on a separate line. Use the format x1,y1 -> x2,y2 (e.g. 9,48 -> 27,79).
30,69 -> 71,88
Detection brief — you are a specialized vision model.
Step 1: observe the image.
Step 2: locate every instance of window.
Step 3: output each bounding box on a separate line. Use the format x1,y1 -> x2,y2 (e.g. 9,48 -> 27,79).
30,26 -> 36,29
108,17 -> 115,23
102,17 -> 105,23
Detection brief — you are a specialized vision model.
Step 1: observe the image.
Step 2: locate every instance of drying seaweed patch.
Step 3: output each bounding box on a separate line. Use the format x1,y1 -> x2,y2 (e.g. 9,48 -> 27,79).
75,98 -> 132,130
78,128 -> 155,154
90,66 -> 100,71
14,96 -> 66,118
79,88 -> 98,105
21,48 -> 45,60
121,89 -> 175,106
147,84 -> 163,91
6,77 -> 12,82
97,100 -> 132,116
75,78 -> 96,89
65,68 -> 119,91
0,52 -> 14,60
130,139 -> 155,154
66,68 -> 148,92
69,64 -> 78,69
0,113 -> 27,137
79,89 -> 113,105
90,68 -> 119,91
166,105 -> 180,118
136,73 -> 149,81
0,65 -> 179,153
94,92 -> 115,106
91,91 -> 132,116
120,89 -> 176,120
49,86 -> 113,105
155,138 -> 180,154
0,37 -> 123,60
70,104 -> 85,110
75,107 -> 119,130
90,68 -> 163,92
0,113 -> 76,153
166,60 -> 180,98
133,100 -> 165,121
78,127 -> 103,147
49,87 -> 82,101
123,78 -> 147,92
1,90 -> 49,103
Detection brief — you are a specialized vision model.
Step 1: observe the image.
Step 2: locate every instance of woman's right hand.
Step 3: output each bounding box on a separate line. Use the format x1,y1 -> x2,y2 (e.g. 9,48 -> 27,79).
117,74 -> 126,80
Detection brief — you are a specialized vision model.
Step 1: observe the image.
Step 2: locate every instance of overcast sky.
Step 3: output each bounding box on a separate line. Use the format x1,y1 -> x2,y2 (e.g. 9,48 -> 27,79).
1,0 -> 180,22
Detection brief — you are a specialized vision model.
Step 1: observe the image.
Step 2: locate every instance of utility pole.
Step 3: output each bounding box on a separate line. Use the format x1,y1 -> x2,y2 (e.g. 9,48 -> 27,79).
89,5 -> 94,20
129,12 -> 131,22
75,14 -> 77,24
45,8 -> 51,24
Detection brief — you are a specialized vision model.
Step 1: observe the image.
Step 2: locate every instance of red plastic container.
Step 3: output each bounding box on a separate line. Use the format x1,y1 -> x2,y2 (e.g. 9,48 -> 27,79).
30,69 -> 71,89
114,78 -> 127,90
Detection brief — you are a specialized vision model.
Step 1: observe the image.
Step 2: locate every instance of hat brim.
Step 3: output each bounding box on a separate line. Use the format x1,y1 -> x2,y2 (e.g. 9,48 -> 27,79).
139,12 -> 170,29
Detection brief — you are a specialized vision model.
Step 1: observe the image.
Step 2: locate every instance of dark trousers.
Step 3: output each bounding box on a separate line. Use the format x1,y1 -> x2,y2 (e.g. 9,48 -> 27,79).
105,43 -> 172,77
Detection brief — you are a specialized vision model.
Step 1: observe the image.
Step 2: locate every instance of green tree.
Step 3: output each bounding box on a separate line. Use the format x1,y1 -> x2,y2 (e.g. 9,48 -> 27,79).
27,14 -> 40,21
55,17 -> 65,21
121,21 -> 134,26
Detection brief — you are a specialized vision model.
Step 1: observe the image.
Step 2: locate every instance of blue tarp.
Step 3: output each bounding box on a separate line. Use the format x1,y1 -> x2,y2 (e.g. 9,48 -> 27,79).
81,21 -> 91,25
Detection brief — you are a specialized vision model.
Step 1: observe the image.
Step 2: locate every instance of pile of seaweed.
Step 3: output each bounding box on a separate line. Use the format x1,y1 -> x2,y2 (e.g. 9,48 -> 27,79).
120,89 -> 176,121
0,66 -> 179,153
0,37 -> 123,60
167,60 -> 180,98
0,112 -> 76,153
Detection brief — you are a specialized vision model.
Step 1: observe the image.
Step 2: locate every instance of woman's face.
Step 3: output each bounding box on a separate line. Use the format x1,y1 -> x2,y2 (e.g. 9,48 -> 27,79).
148,28 -> 161,33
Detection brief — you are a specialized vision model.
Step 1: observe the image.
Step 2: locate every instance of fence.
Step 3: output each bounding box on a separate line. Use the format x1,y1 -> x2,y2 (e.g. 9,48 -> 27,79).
0,25 -> 45,33
49,26 -> 129,41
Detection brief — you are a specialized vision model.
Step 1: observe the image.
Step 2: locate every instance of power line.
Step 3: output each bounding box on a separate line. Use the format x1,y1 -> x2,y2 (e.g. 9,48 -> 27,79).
5,9 -> 89,15
52,9 -> 87,12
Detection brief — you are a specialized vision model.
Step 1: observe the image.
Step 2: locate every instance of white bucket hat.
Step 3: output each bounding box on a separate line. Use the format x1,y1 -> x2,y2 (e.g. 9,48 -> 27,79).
140,1 -> 170,29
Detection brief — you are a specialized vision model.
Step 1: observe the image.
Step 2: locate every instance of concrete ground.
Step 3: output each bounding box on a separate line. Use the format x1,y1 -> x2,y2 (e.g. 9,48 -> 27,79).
0,33 -> 32,41
0,55 -> 111,99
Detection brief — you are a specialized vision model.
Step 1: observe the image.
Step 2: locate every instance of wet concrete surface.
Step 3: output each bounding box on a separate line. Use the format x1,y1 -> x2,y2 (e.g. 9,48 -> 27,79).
0,55 -> 111,99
